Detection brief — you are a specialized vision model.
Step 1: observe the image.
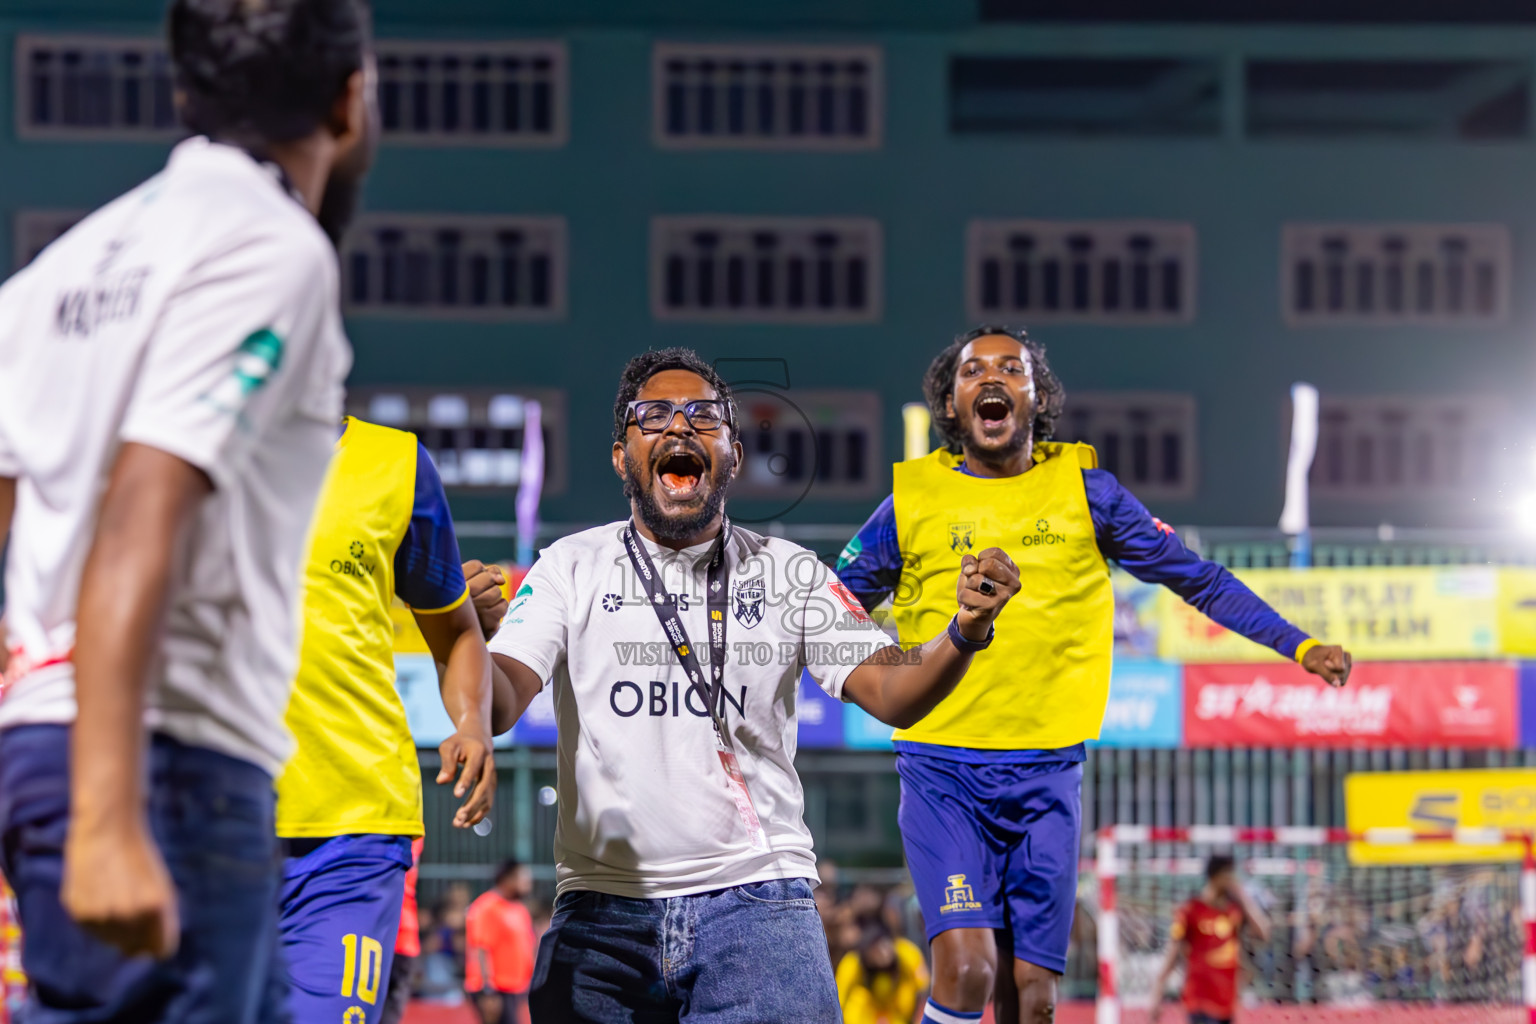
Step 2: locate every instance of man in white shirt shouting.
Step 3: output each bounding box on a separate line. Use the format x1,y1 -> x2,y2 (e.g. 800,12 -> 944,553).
0,1 -> 373,1020
470,347 -> 1020,1022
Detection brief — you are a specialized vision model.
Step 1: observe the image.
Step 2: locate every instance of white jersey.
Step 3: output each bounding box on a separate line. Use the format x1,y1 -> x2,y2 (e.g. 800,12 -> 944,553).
0,137 -> 351,777
489,521 -> 898,899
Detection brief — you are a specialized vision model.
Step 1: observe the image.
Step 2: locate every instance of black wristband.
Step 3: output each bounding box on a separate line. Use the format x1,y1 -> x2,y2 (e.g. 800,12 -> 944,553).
947,615 -> 994,654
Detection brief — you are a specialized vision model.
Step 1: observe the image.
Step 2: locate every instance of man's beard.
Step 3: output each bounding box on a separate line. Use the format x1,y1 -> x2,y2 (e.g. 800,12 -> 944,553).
963,415 -> 1033,461
624,449 -> 734,542
316,172 -> 365,249
317,94 -> 380,249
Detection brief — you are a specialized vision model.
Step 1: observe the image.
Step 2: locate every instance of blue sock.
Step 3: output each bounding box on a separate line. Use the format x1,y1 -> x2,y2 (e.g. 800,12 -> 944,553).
922,999 -> 983,1024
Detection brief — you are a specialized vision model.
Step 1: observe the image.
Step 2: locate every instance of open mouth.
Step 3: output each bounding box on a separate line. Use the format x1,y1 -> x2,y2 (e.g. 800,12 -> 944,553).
656,449 -> 706,499
975,392 -> 1013,430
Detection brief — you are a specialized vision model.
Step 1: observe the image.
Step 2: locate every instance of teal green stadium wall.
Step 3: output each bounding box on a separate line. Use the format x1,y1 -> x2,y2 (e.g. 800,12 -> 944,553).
3,2 -> 1536,532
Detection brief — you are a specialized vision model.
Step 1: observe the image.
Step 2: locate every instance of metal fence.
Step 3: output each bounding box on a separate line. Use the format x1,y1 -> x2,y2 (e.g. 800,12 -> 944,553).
416,744 -> 1536,914
417,523 -> 1536,910
458,521 -> 1536,570
1183,525 -> 1536,569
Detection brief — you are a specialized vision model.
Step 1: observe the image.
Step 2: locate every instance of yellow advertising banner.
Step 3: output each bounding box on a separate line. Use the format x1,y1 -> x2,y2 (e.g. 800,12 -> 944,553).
1158,565 -> 1501,663
1344,768 -> 1536,864
1497,568 -> 1536,657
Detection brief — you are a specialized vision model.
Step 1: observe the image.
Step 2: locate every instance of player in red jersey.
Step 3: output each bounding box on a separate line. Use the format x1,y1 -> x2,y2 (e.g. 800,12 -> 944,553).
1149,855 -> 1271,1024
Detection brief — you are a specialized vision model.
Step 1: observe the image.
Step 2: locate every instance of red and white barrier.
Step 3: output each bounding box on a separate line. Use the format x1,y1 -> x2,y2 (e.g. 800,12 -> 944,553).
1093,825 -> 1536,1024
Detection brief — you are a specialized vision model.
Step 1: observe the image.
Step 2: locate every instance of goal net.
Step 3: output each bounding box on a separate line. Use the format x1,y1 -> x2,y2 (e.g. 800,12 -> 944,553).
1094,826 -> 1536,1024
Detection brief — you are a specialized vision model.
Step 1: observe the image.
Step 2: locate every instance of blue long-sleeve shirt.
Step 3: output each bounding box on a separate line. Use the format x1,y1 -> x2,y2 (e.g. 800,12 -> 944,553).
836,462 -> 1312,762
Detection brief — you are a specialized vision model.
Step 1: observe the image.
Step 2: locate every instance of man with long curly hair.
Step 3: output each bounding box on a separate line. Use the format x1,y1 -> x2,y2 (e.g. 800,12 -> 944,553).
835,326 -> 1351,1024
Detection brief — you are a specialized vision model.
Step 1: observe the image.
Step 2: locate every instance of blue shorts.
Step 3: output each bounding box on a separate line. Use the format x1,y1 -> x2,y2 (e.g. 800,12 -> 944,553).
0,724 -> 286,1024
896,752 -> 1083,974
279,833 -> 412,1024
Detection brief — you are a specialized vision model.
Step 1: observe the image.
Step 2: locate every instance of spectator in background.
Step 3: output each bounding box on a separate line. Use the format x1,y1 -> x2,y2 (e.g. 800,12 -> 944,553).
379,837 -> 425,1024
822,882 -> 883,970
815,865 -> 845,959
837,919 -> 930,1024
415,923 -> 466,1005
438,882 -> 472,972
530,902 -> 553,944
466,859 -> 536,1024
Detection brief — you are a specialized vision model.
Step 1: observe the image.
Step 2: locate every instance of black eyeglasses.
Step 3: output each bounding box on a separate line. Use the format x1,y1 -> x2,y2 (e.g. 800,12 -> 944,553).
625,399 -> 731,434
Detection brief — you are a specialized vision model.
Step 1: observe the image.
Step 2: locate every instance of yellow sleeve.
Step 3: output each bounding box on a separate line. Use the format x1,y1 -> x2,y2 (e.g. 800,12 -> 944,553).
1293,637 -> 1321,664
835,951 -> 861,1005
897,937 -> 931,989
410,585 -> 470,616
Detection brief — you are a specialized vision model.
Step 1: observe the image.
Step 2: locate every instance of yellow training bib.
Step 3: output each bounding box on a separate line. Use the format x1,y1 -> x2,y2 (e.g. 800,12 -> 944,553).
276,418 -> 424,837
890,443 -> 1114,749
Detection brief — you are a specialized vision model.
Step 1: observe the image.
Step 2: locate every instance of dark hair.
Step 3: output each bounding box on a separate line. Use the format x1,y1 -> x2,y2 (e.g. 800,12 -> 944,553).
493,858 -> 523,885
168,0 -> 370,145
922,325 -> 1066,454
612,347 -> 737,444
859,919 -> 893,945
1206,854 -> 1236,881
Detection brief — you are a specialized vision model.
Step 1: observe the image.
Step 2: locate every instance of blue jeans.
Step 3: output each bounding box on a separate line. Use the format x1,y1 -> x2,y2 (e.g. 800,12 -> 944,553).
0,724 -> 287,1024
528,878 -> 839,1023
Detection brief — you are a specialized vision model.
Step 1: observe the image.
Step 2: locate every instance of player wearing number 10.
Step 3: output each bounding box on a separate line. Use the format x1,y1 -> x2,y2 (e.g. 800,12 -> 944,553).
276,417 -> 495,1024
836,326 -> 1352,1024
467,347 -> 1022,1023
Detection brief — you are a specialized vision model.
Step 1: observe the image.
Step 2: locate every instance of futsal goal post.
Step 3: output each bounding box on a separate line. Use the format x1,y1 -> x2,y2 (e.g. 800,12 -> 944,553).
1093,825 -> 1536,1024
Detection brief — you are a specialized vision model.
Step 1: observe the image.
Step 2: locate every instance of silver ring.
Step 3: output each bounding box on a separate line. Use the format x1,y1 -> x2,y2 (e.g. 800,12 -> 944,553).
978,578 -> 996,596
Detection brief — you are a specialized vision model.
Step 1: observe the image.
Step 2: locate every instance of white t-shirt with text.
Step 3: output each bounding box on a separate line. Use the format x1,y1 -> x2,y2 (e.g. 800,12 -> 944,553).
0,137 -> 351,777
488,522 -> 898,898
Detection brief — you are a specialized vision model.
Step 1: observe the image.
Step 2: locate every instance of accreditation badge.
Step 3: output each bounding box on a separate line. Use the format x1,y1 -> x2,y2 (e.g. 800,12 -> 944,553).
716,748 -> 769,853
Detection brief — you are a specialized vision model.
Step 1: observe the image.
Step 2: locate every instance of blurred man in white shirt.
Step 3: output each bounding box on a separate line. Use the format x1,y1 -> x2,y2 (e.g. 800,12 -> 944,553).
0,1 -> 375,1019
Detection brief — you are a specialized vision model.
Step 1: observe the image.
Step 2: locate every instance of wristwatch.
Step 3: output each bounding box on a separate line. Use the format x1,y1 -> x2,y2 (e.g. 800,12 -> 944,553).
947,615 -> 994,654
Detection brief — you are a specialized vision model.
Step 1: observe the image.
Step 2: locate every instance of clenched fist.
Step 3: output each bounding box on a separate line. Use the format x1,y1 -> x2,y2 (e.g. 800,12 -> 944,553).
63,815 -> 179,959
462,560 -> 508,642
1302,643 -> 1352,687
954,547 -> 1021,643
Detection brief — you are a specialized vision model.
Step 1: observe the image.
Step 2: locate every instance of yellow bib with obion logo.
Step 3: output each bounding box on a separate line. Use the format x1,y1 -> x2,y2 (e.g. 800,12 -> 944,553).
890,443 -> 1114,749
277,417 -> 424,838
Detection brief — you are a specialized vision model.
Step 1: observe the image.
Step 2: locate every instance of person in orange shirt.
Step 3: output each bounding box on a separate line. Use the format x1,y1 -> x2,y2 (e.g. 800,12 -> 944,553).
466,859 -> 536,1024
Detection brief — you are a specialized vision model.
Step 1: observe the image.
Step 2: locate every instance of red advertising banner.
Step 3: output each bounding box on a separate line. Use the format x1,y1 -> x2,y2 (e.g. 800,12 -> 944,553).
1183,661 -> 1518,748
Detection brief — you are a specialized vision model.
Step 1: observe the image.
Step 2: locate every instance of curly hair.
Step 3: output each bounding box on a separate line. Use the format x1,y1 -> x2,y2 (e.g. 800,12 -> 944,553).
922,324 -> 1065,454
612,347 -> 737,444
169,0 -> 370,145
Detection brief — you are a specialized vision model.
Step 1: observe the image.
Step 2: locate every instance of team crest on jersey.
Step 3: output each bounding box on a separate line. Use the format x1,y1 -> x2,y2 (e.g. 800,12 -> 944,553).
601,593 -> 623,613
732,577 -> 765,628
949,522 -> 974,553
940,873 -> 983,914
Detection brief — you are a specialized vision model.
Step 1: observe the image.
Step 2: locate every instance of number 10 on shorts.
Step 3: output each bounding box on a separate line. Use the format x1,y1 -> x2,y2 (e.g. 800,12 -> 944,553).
340,933 -> 383,1004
